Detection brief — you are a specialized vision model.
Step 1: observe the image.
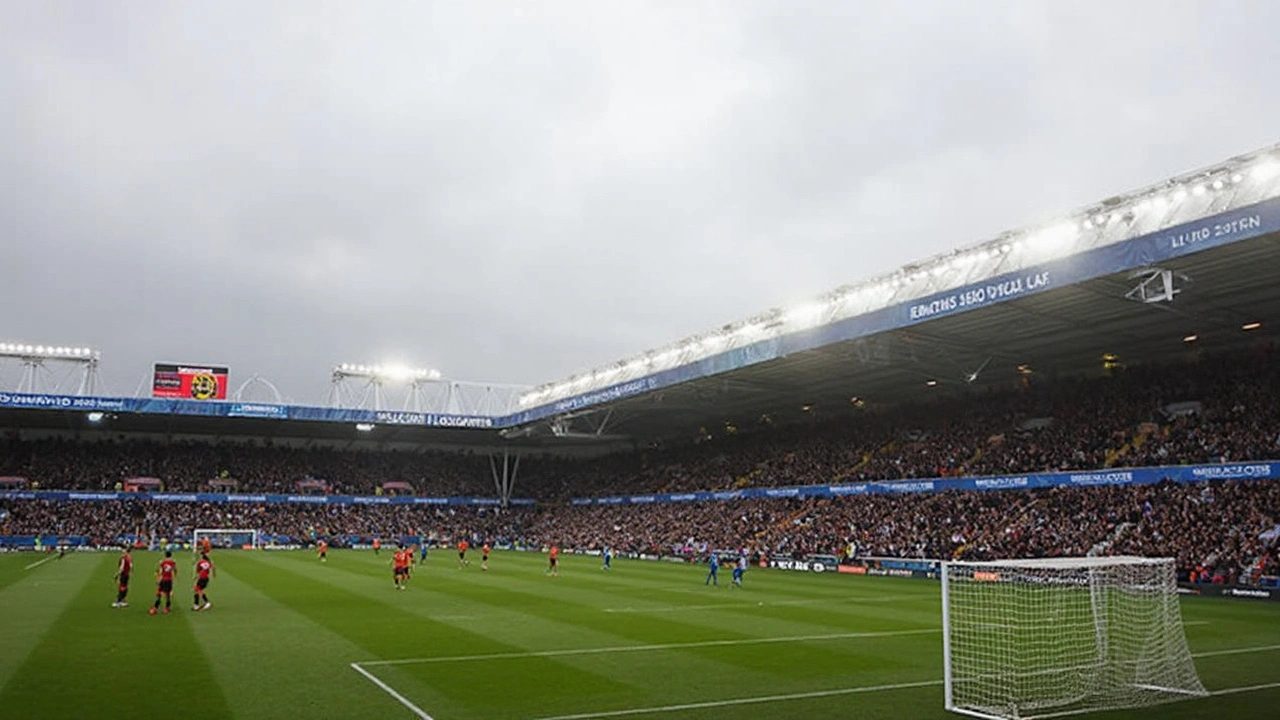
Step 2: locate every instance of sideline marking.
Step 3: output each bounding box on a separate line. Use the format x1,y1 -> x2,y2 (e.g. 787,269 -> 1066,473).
531,680 -> 941,720
359,628 -> 941,667
353,640 -> 1280,719
350,663 -> 434,720
24,556 -> 55,571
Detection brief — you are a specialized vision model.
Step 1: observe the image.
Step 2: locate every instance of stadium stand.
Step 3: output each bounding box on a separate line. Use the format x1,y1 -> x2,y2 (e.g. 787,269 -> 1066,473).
2,347 -> 1279,586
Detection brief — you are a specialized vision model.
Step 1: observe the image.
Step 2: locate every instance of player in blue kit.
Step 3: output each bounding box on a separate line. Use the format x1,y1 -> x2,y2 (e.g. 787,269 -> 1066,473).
705,552 -> 719,586
731,555 -> 746,588
602,546 -> 612,571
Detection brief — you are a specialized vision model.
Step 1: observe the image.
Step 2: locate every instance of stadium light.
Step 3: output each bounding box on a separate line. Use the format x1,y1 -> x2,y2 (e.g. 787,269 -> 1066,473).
333,363 -> 441,383
1182,334 -> 1198,343
0,343 -> 99,361
1242,322 -> 1262,331
1251,161 -> 1279,182
355,423 -> 375,432
86,412 -> 105,423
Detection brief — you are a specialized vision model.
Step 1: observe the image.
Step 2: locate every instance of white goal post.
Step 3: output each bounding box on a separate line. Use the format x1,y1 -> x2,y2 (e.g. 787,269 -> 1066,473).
941,556 -> 1207,719
192,528 -> 260,550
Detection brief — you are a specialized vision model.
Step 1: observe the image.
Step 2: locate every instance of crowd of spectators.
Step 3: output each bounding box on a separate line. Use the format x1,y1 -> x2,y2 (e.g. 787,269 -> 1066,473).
3,346 -> 1280,585
3,478 -> 1277,586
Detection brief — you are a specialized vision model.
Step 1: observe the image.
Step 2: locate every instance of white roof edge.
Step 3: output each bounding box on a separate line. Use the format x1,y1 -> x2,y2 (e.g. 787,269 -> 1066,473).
519,143 -> 1280,408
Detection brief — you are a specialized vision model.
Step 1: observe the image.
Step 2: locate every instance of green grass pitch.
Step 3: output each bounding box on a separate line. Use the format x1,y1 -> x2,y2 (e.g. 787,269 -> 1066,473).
1,549 -> 1277,719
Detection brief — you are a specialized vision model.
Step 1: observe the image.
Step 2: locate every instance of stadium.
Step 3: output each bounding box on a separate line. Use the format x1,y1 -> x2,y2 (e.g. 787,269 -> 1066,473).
3,137 -> 1280,720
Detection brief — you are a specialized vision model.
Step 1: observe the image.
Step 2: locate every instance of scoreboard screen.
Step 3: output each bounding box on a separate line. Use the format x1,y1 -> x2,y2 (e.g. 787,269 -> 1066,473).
152,363 -> 229,400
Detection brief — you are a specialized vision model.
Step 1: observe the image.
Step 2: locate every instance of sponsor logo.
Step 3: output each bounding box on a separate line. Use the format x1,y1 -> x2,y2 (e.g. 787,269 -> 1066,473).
150,494 -> 198,502
1189,464 -> 1272,480
225,495 -> 267,502
769,559 -> 828,573
412,497 -> 449,505
883,481 -> 935,492
286,495 -> 328,503
68,493 -> 120,501
189,373 -> 219,400
974,476 -> 1029,489
973,571 -> 1002,582
838,565 -> 868,575
908,272 -> 1051,321
374,411 -> 427,425
1227,588 -> 1273,599
229,403 -> 287,419
427,414 -> 494,429
1068,471 -> 1133,485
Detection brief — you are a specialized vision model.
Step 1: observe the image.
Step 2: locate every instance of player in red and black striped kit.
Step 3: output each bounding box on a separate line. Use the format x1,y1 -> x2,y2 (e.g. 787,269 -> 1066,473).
112,547 -> 133,608
192,553 -> 215,611
150,550 -> 177,615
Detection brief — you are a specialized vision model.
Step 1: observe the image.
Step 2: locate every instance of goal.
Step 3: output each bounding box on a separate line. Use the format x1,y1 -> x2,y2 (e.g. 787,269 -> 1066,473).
941,556 -> 1206,719
193,528 -> 260,551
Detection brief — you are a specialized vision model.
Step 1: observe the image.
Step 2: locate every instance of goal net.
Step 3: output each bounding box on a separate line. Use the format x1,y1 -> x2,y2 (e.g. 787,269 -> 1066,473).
193,528 -> 259,551
942,556 -> 1206,719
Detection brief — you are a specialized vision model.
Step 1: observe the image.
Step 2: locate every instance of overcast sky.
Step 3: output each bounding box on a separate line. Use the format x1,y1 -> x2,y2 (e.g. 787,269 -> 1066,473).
3,1 -> 1277,403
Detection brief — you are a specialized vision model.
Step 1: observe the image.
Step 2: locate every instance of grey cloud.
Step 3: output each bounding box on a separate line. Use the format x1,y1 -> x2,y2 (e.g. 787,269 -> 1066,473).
2,1 -> 1277,403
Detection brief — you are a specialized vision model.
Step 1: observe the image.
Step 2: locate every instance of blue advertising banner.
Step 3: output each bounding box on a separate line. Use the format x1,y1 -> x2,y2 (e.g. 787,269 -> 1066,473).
568,461 -> 1280,506
0,490 -> 533,507
0,391 -> 494,429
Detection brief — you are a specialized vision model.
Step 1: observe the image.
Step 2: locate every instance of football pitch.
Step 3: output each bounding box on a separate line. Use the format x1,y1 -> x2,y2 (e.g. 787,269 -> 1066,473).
1,550 -> 1278,720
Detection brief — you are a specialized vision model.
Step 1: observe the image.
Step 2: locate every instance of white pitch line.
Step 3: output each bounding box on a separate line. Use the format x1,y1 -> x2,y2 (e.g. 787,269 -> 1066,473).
529,644 -> 1280,720
24,556 -> 55,570
359,628 -> 941,667
350,663 -> 434,720
603,595 -> 917,613
530,680 -> 943,720
354,642 -> 1280,720
1209,681 -> 1280,696
1191,643 -> 1280,658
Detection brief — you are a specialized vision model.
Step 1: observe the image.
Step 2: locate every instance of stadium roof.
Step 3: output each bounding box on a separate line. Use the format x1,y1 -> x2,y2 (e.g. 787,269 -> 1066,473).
4,143 -> 1280,452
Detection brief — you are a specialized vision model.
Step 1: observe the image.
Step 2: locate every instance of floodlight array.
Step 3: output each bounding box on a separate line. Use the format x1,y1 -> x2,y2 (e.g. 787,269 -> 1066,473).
333,363 -> 442,382
0,343 -> 99,360
516,147 -> 1280,410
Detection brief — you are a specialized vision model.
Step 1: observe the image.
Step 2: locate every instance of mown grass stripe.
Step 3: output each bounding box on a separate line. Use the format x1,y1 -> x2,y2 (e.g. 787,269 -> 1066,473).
184,555 -> 410,720
0,551 -> 235,720
0,553 -> 103,692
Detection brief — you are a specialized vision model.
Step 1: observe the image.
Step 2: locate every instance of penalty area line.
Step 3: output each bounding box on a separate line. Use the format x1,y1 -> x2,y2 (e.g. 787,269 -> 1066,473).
24,555 -> 55,570
359,628 -> 941,667
350,663 -> 434,720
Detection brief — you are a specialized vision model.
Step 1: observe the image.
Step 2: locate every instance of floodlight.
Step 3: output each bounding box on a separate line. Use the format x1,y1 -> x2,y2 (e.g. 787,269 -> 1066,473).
1173,188 -> 1189,202
784,303 -> 825,326
1242,322 -> 1262,331
1212,179 -> 1224,191
87,412 -> 105,423
1182,334 -> 1198,343
1,342 -> 99,361
355,423 -> 375,432
334,363 -> 441,383
1231,173 -> 1243,183
1192,184 -> 1206,196
1251,161 -> 1279,182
